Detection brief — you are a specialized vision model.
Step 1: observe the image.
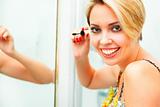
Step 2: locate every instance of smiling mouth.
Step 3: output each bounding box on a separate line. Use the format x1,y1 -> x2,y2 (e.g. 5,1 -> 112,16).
101,47 -> 120,57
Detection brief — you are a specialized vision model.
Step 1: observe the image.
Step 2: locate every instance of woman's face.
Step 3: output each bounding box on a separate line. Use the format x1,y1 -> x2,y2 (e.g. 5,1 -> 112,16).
89,4 -> 138,66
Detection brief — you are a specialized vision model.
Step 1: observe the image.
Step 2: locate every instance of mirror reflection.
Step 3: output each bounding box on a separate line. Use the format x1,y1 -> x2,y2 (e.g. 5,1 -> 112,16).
0,0 -> 56,107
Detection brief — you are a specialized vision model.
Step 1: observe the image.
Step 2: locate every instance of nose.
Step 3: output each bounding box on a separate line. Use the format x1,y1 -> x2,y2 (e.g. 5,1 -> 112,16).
99,33 -> 113,45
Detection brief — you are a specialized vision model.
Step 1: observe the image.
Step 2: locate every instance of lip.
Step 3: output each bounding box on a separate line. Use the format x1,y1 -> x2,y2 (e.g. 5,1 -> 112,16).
100,47 -> 120,58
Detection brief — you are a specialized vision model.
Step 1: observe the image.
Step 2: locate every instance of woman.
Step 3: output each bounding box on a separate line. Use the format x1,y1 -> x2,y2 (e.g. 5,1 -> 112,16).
0,26 -> 54,84
72,0 -> 160,107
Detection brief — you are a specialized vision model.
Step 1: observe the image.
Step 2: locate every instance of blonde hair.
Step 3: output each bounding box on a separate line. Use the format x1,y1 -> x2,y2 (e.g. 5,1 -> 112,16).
86,0 -> 146,41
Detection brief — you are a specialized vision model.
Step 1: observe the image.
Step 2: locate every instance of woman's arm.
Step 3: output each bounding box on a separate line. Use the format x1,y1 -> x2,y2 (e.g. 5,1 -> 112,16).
75,56 -> 120,89
0,51 -> 54,84
72,27 -> 120,89
0,26 -> 54,84
76,55 -> 120,89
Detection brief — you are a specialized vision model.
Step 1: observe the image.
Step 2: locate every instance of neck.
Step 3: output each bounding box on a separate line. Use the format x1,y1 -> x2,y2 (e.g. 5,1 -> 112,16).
119,46 -> 142,71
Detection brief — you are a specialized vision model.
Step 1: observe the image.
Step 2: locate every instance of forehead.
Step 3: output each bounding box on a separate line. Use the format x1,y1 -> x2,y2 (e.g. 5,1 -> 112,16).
89,4 -> 118,25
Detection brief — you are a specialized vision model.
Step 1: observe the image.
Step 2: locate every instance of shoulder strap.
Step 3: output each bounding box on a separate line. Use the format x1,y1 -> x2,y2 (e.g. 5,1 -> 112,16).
118,82 -> 124,101
119,59 -> 160,101
143,59 -> 160,72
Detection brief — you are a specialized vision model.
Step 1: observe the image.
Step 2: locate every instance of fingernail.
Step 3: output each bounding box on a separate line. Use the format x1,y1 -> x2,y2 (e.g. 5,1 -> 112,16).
75,38 -> 79,42
86,33 -> 89,37
82,27 -> 88,31
79,37 -> 82,42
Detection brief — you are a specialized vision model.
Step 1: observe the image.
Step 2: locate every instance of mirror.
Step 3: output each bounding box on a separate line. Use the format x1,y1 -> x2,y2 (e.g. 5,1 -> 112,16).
0,0 -> 56,107
57,0 -> 160,107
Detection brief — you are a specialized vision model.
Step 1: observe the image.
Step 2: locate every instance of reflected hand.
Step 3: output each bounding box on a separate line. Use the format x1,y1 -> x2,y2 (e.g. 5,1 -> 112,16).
0,26 -> 15,55
71,27 -> 90,60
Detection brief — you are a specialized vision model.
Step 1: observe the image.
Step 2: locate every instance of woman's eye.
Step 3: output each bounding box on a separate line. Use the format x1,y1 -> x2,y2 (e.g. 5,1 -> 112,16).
111,25 -> 121,32
90,27 -> 101,33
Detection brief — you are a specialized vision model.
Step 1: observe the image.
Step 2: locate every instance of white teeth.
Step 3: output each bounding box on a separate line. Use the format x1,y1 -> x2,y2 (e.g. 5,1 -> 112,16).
102,48 -> 118,55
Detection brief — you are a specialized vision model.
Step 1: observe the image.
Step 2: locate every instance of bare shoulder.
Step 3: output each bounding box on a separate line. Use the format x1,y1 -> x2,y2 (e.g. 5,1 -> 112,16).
125,59 -> 160,78
124,60 -> 160,106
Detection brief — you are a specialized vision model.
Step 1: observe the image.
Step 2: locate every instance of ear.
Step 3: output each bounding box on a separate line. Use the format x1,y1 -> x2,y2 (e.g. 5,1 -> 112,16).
139,33 -> 142,41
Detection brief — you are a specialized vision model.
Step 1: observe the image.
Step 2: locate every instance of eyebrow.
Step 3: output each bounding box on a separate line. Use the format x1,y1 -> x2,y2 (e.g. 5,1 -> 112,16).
108,21 -> 120,26
90,21 -> 120,27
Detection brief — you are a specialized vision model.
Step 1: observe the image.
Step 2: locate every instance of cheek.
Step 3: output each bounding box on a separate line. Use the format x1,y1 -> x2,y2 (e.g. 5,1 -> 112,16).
112,34 -> 130,47
90,36 -> 99,48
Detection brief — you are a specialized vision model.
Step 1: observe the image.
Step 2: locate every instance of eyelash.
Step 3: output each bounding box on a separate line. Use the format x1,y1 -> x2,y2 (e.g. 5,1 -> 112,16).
111,25 -> 121,32
90,27 -> 101,33
90,25 -> 122,34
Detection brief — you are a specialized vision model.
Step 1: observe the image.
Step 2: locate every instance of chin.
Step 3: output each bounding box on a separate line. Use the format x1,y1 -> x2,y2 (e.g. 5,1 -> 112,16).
102,59 -> 119,66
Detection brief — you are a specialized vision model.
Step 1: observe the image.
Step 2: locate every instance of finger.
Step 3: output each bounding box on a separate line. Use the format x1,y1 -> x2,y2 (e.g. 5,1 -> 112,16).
85,33 -> 90,42
72,35 -> 85,44
74,36 -> 80,43
71,28 -> 80,43
71,27 -> 89,44
0,28 -> 6,40
71,35 -> 76,43
81,27 -> 89,31
80,27 -> 89,36
0,27 -> 7,36
3,31 -> 10,40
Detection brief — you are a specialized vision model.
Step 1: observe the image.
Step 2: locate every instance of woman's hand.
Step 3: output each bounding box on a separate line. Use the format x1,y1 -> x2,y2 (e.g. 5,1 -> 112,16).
0,26 -> 15,56
71,27 -> 90,61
